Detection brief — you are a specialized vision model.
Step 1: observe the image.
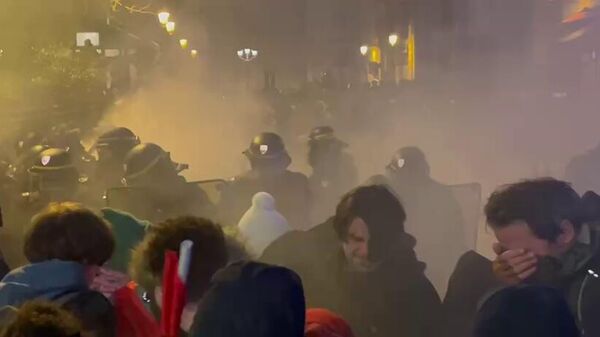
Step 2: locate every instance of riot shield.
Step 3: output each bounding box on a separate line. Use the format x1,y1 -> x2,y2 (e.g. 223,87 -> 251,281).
105,179 -> 228,222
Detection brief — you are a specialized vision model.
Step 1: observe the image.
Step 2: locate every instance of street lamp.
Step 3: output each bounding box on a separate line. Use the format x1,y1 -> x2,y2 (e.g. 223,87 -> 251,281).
360,45 -> 368,56
237,48 -> 258,62
388,34 -> 399,47
166,21 -> 176,35
179,39 -> 189,49
190,49 -> 198,58
158,11 -> 170,25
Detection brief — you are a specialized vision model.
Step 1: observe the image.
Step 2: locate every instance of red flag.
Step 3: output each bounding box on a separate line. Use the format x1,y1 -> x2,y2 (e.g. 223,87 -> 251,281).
160,241 -> 193,337
114,283 -> 161,337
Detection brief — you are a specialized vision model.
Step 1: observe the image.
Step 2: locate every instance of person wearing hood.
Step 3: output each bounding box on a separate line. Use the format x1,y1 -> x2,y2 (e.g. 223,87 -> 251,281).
190,261 -> 306,337
219,132 -> 311,230
277,185 -> 441,337
487,178 -> 600,337
368,146 -> 466,295
307,126 -> 358,224
0,202 -> 116,337
237,192 -> 292,257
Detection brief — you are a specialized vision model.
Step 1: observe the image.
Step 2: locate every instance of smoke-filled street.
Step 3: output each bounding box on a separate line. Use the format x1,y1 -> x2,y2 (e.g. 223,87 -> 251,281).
0,1 -> 599,337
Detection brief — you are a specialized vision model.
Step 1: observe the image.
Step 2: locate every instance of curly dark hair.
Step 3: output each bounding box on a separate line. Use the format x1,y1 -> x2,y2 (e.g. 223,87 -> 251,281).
24,202 -> 115,266
0,301 -> 81,337
484,178 -> 583,242
130,216 -> 228,303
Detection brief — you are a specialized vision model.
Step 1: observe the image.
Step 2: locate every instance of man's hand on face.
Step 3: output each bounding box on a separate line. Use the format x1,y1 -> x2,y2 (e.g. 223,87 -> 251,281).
492,243 -> 538,285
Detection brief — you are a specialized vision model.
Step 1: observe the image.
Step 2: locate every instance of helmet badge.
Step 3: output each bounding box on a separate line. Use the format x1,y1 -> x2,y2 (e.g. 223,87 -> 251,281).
259,144 -> 269,155
397,158 -> 406,168
41,155 -> 51,166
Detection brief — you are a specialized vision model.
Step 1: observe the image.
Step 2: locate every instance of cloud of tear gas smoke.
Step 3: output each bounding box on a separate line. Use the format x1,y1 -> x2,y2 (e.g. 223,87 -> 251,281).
97,70 -> 270,182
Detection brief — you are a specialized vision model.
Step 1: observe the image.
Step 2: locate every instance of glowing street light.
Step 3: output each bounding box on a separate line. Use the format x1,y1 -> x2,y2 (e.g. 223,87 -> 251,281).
388,34 -> 399,47
158,11 -> 170,25
165,21 -> 176,35
360,45 -> 368,56
237,48 -> 258,62
190,49 -> 198,58
179,39 -> 189,49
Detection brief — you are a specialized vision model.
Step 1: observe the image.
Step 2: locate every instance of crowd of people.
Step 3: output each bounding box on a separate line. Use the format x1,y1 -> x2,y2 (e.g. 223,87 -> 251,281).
0,123 -> 597,337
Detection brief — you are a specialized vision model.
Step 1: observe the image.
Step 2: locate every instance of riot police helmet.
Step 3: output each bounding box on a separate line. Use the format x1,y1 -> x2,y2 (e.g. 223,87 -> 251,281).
96,127 -> 140,149
244,132 -> 292,169
29,148 -> 77,173
95,127 -> 140,160
123,143 -> 177,183
387,146 -> 431,177
244,132 -> 289,159
308,126 -> 348,146
27,148 -> 81,193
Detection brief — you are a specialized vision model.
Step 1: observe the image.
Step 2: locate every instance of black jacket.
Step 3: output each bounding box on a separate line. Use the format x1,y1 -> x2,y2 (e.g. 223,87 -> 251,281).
261,220 -> 442,337
443,251 -> 501,337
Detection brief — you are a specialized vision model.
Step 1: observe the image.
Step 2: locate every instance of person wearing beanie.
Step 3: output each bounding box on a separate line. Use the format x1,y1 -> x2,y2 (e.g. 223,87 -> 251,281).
238,192 -> 292,256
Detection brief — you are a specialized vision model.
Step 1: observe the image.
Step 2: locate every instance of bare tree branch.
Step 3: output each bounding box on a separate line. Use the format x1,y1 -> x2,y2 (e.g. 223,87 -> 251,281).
111,0 -> 155,15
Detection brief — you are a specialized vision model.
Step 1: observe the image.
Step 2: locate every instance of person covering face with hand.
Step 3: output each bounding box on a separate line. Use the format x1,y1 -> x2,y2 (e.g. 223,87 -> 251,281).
485,178 -> 600,336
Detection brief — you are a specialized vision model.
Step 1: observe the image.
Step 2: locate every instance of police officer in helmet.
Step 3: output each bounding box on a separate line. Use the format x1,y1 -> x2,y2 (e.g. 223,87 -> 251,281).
219,132 -> 311,230
307,126 -> 358,223
119,143 -> 213,223
26,148 -> 84,202
9,144 -> 49,194
94,127 -> 140,189
369,146 -> 466,294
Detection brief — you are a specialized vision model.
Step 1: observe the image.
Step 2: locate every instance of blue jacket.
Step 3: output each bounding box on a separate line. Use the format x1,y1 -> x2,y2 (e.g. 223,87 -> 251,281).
0,260 -> 88,306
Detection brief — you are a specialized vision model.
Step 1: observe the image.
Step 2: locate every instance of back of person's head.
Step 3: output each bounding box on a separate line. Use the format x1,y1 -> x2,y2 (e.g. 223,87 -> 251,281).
191,261 -> 306,337
130,216 -> 228,303
333,185 -> 409,261
305,309 -> 354,337
485,178 -> 583,241
24,202 -> 115,266
474,285 -> 579,337
0,301 -> 81,337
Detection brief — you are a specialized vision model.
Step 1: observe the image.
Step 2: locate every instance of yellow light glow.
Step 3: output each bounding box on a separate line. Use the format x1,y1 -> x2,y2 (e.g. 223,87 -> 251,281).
405,24 -> 416,81
158,12 -> 170,25
179,39 -> 189,49
190,49 -> 198,58
166,21 -> 176,35
369,46 -> 382,64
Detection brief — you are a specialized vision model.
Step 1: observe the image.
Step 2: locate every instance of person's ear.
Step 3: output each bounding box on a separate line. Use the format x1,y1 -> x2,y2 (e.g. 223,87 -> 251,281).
557,220 -> 576,247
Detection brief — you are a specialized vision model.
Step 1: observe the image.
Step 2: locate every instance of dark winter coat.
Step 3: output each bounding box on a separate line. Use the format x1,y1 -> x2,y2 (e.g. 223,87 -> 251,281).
443,251 -> 501,337
261,220 -> 442,337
